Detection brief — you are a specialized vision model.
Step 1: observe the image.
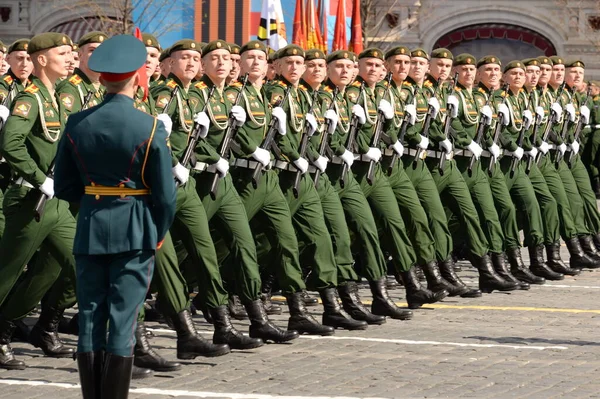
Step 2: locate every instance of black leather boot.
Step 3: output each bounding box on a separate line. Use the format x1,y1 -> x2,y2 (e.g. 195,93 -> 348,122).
506,247 -> 545,284
386,275 -> 398,290
300,290 -> 319,306
0,317 -> 25,370
102,353 -> 135,398
415,266 -> 426,282
421,261 -> 464,296
319,287 -> 368,330
29,306 -> 75,358
437,259 -> 481,298
579,235 -> 600,265
168,309 -> 230,359
227,295 -> 248,320
77,351 -> 103,399
260,293 -> 282,315
594,233 -> 600,252
472,253 -> 519,293
337,282 -> 386,324
491,252 -> 529,290
285,292 -> 334,336
528,245 -> 564,280
134,322 -> 181,371
566,237 -> 600,269
132,365 -> 153,379
399,269 -> 448,310
370,276 -> 416,316
546,242 -> 581,275
245,300 -> 298,343
210,306 -> 263,350
12,319 -> 31,342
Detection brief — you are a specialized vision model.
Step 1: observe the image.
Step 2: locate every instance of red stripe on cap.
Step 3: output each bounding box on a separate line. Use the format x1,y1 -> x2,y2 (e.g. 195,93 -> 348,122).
100,70 -> 137,82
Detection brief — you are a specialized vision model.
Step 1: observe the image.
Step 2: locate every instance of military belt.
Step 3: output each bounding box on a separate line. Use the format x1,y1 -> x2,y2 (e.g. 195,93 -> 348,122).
84,184 -> 150,199
15,177 -> 34,188
233,158 -> 273,170
274,160 -> 316,173
454,149 -> 492,158
330,156 -> 344,165
192,162 -> 218,173
425,150 -> 454,160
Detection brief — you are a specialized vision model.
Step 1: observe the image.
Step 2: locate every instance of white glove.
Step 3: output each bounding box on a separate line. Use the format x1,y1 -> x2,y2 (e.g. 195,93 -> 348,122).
480,105 -> 493,125
378,99 -> 393,120
0,105 -> 9,123
404,104 -> 416,125
489,143 -> 500,159
467,140 -> 483,159
439,138 -> 452,154
392,140 -> 404,156
40,177 -> 54,199
340,150 -> 354,167
364,147 -> 382,162
324,109 -> 338,133
215,157 -> 230,178
558,142 -> 567,155
535,106 -> 545,120
417,135 -> 429,150
352,104 -> 366,124
513,147 -> 524,160
522,110 -> 533,130
570,140 -> 580,155
580,105 -> 590,124
497,103 -> 510,126
172,162 -> 190,185
538,141 -> 550,154
427,96 -> 440,119
251,147 -> 271,167
193,111 -> 210,139
446,95 -> 459,118
230,105 -> 246,127
293,157 -> 309,174
272,106 -> 287,135
313,156 -> 328,173
565,103 -> 576,122
156,113 -> 172,136
305,113 -> 318,136
526,147 -> 538,159
551,102 -> 563,120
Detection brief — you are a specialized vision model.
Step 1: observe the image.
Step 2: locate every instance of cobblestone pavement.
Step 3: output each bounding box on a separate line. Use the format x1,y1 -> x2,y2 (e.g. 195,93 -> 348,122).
2,244 -> 600,398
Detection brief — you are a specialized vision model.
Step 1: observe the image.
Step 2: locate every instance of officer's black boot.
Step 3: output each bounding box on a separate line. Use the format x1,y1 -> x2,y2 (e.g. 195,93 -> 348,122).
300,289 -> 319,306
337,282 -> 386,324
529,245 -> 564,280
506,247 -> 546,284
319,287 -> 368,331
285,292 -> 335,336
0,316 -> 25,370
227,295 -> 248,321
437,259 -> 481,298
210,306 -> 263,350
421,261 -> 464,296
579,235 -> 600,265
547,242 -> 581,275
169,309 -> 230,359
101,353 -> 134,399
370,276 -> 417,316
134,322 -> 181,372
397,269 -> 448,310
260,274 -> 283,315
12,319 -> 31,342
472,253 -> 519,293
77,351 -> 103,399
567,237 -> 600,269
491,252 -> 530,290
245,300 -> 298,343
593,233 -> 600,252
29,306 -> 75,358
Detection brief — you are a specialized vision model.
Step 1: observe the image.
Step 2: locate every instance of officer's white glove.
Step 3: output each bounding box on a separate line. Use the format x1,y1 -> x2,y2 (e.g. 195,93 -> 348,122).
305,113 -> 318,136
513,147 -> 524,160
156,113 -> 172,136
447,95 -> 459,118
522,110 -> 533,130
526,147 -> 538,159
230,105 -> 246,127
313,156 -> 328,173
251,147 -> 271,167
293,157 -> 309,174
480,105 -> 493,125
324,109 -> 338,133
497,103 -> 510,126
215,157 -> 230,178
570,140 -> 580,155
565,103 -> 576,122
364,147 -> 382,163
340,150 -> 354,167
392,140 -> 404,156
439,138 -> 453,154
580,105 -> 591,124
538,141 -> 550,154
378,99 -> 393,120
40,177 -> 54,199
193,111 -> 210,139
404,104 -> 417,125
0,105 -> 8,123
467,140 -> 483,159
272,106 -> 287,135
535,106 -> 545,120
417,134 -> 430,150
489,143 -> 501,159
428,96 -> 441,119
172,163 -> 189,185
352,104 -> 366,124
551,102 -> 563,120
558,142 -> 567,155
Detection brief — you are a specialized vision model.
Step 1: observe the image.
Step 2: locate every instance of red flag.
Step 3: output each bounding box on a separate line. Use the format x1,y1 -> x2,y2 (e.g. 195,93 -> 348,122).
292,0 -> 307,48
133,27 -> 148,101
306,0 -> 324,50
317,0 -> 328,51
349,0 -> 363,53
332,0 -> 347,51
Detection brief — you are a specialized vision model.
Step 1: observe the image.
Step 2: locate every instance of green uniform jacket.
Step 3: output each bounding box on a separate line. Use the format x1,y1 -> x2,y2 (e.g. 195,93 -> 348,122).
0,71 -> 30,108
400,76 -> 430,148
346,77 -> 382,154
318,80 -> 353,156
56,68 -> 104,118
450,83 -> 481,149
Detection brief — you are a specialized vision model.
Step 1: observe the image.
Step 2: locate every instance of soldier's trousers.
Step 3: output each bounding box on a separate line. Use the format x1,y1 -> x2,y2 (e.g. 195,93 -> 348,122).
522,161 -> 561,245
0,188 -> 4,238
570,156 -> 600,234
76,250 -> 154,356
581,128 -> 600,179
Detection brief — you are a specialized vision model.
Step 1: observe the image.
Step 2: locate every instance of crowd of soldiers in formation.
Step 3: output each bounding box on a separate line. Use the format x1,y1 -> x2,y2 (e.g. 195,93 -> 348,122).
0,30 -> 600,380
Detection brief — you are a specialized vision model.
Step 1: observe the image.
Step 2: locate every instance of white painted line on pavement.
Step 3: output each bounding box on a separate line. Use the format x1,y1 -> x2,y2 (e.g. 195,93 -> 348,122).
457,279 -> 600,289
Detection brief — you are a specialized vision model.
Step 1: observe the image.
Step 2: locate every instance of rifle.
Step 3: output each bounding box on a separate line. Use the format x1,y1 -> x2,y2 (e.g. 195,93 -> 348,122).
413,76 -> 444,170
386,115 -> 408,176
509,89 -> 536,178
293,88 -> 320,198
486,84 -> 510,177
251,85 -> 292,189
209,73 -> 248,199
565,85 -> 592,168
535,82 -> 565,166
365,73 -> 393,185
436,73 -> 458,175
525,90 -> 543,174
313,87 -> 339,189
554,85 -> 577,167
34,91 -> 95,222
340,81 -> 365,188
0,80 -> 15,133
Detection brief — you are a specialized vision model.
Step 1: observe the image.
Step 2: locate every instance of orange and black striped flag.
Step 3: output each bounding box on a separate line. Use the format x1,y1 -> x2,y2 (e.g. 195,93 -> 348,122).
257,0 -> 288,50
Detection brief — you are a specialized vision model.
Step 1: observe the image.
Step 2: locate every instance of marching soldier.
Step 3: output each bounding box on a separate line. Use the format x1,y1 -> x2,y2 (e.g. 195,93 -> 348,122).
0,39 -> 33,106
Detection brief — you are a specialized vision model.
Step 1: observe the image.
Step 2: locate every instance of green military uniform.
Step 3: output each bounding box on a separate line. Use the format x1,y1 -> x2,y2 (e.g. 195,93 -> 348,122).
581,81 -> 600,194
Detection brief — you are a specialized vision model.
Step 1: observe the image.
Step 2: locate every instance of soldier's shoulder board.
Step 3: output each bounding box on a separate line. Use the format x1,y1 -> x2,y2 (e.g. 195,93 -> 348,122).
351,81 -> 361,88
323,86 -> 333,93
69,75 -> 82,85
3,75 -> 13,85
229,81 -> 243,88
402,81 -> 412,87
24,84 -> 39,94
194,81 -> 207,90
166,80 -> 177,89
298,84 -> 308,92
423,80 -> 433,88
